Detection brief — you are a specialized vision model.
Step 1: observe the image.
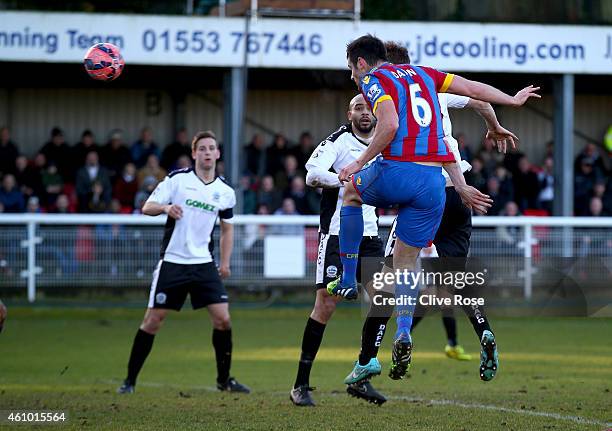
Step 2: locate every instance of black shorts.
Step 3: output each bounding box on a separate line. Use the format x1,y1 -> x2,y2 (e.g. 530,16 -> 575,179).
384,187 -> 472,266
148,260 -> 228,311
315,233 -> 384,290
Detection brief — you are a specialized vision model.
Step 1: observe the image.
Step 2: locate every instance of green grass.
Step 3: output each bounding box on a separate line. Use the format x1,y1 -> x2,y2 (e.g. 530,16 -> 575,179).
0,306 -> 611,430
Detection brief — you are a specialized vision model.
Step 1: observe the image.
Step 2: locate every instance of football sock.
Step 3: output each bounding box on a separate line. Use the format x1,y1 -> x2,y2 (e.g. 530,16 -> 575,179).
213,328 -> 232,384
394,272 -> 418,340
358,293 -> 393,365
294,318 -> 326,388
339,206 -> 363,287
126,328 -> 155,385
458,287 -> 492,340
442,316 -> 458,347
410,299 -> 428,331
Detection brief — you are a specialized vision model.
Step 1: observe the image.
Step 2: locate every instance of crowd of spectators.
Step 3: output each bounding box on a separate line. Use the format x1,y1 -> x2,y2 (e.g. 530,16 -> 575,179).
460,135 -> 612,217
1,125 -> 611,217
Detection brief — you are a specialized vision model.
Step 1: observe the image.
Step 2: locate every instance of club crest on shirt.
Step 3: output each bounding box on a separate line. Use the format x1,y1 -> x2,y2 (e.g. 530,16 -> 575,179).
362,75 -> 371,85
213,192 -> 221,202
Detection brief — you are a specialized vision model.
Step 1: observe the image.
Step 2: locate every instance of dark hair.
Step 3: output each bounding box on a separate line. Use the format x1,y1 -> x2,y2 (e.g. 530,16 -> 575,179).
346,34 -> 387,67
191,130 -> 217,151
384,41 -> 410,64
82,129 -> 93,138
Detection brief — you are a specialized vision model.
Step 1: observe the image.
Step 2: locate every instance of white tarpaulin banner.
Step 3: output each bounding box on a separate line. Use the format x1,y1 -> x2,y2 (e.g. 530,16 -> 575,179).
1,11 -> 611,74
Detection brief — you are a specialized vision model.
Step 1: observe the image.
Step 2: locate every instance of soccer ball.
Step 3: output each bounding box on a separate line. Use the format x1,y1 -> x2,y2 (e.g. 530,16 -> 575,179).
83,43 -> 125,81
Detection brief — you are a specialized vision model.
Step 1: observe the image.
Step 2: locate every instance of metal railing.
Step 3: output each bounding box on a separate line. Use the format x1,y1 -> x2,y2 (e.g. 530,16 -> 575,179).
0,214 -> 610,302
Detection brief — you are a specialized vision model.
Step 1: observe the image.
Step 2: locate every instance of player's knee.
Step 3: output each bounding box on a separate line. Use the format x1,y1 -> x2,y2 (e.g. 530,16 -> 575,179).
141,311 -> 166,333
343,182 -> 361,205
212,314 -> 231,330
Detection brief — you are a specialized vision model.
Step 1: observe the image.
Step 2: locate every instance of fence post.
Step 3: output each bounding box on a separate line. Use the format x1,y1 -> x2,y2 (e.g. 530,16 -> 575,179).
21,221 -> 42,303
523,223 -> 533,300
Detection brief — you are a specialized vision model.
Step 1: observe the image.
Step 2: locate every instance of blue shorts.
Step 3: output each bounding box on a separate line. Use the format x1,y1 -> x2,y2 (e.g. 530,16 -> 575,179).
352,157 -> 446,248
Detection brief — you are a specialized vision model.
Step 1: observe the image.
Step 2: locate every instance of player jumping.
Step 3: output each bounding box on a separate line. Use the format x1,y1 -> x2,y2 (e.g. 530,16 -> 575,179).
327,34 -> 539,383
382,40 -> 516,380
118,131 -> 250,394
290,94 -> 391,406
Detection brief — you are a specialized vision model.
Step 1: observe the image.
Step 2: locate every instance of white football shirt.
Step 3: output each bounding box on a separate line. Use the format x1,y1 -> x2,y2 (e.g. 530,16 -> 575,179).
305,124 -> 379,236
146,168 -> 236,264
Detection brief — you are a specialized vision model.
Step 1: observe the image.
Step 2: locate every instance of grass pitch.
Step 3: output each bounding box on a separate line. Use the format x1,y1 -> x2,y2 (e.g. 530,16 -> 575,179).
0,306 -> 611,430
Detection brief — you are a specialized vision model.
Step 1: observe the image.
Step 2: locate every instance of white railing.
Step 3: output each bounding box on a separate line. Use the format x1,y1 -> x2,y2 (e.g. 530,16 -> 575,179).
0,214 -> 610,302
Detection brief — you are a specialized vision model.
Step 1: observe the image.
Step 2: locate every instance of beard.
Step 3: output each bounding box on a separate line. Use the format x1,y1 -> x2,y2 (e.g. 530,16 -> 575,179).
354,119 -> 374,135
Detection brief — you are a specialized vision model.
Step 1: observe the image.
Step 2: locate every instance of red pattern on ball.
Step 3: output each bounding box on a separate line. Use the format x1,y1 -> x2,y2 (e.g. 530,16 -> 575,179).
83,43 -> 125,81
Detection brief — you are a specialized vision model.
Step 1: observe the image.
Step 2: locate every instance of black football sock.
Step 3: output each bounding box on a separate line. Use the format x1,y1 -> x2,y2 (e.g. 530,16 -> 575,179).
358,292 -> 393,366
442,316 -> 458,347
294,317 -> 326,388
126,328 -> 155,385
213,328 -> 232,384
458,287 -> 492,340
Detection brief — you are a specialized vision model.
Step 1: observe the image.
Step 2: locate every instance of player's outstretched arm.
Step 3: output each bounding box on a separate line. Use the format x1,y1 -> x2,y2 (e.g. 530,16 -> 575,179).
449,75 -> 540,107
219,220 -> 233,279
142,201 -> 183,219
467,99 -> 518,153
339,100 -> 398,182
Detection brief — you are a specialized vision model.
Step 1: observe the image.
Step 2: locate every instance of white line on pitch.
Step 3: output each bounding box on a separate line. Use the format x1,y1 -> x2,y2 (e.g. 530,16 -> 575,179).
106,380 -> 611,428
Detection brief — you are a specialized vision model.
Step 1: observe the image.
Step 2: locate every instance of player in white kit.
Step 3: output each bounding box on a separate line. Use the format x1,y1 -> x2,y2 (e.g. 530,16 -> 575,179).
118,131 -> 250,394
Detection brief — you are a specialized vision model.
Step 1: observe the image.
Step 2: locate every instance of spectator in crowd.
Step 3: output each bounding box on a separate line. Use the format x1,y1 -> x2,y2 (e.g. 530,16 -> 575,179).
87,181 -> 109,213
133,175 -> 158,213
137,154 -> 166,187
485,177 -> 506,216
245,133 -> 267,178
26,196 -> 42,213
0,126 -> 19,176
257,175 -> 282,212
588,196 -> 603,217
513,156 -> 540,211
275,154 -> 304,193
456,133 -> 473,163
51,194 -> 71,213
593,181 -> 612,215
14,155 -> 43,199
266,133 -> 290,176
41,163 -> 64,206
130,127 -> 160,168
100,129 -> 132,181
574,143 -> 606,176
240,175 -> 257,215
465,158 -> 487,192
75,151 -> 112,212
39,127 -> 73,182
113,163 -> 139,211
73,130 -> 99,168
0,174 -> 25,213
286,176 -> 318,215
271,198 -> 303,235
538,156 -> 554,214
176,154 -> 192,170
161,128 -> 191,171
574,157 -> 600,216
292,131 -> 315,168
496,201 -> 521,248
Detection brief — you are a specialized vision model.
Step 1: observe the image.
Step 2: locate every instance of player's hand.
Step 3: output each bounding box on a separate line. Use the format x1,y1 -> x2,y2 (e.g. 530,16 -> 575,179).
486,125 -> 518,153
512,85 -> 541,107
218,265 -> 231,279
165,204 -> 183,220
338,160 -> 364,183
455,185 -> 493,215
